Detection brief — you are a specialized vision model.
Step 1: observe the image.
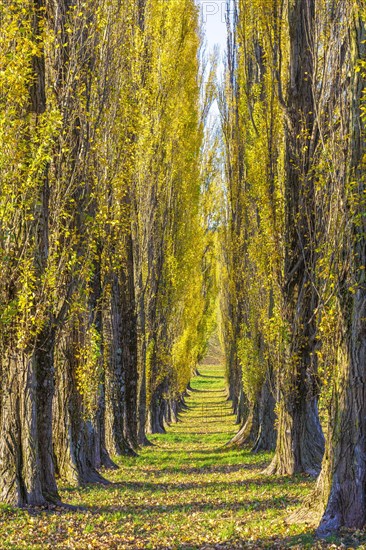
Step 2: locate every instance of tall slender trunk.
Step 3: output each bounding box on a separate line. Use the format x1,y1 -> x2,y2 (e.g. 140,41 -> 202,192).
0,0 -> 59,506
268,0 -> 324,476
135,264 -> 149,445
104,274 -> 135,456
252,369 -> 277,453
317,10 -> 366,535
120,235 -> 138,450
34,329 -> 59,502
147,381 -> 167,435
89,257 -> 116,470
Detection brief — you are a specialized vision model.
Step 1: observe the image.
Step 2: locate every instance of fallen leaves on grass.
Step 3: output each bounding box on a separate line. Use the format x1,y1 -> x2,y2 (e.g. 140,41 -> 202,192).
0,365 -> 364,549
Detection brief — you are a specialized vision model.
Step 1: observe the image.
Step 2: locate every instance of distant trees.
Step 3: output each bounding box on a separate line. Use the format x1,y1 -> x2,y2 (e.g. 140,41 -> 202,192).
0,0 -> 214,506
131,0 -> 207,440
220,0 -> 284,453
221,0 -> 366,534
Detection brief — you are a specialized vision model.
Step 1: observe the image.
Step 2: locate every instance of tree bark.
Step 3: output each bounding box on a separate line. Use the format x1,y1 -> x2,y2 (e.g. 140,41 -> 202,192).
89,258 -> 116,471
135,267 -> 150,446
120,235 -> 138,450
252,369 -> 277,453
317,10 -> 366,535
147,382 -> 167,435
268,0 -> 324,476
104,274 -> 136,457
230,370 -> 277,452
53,328 -> 107,485
229,399 -> 259,447
0,0 -> 59,506
0,347 -> 58,506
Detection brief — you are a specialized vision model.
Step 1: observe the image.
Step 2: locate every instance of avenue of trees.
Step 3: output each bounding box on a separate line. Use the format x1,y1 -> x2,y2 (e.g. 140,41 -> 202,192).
0,0 -> 216,506
1,0 -> 366,539
220,0 -> 366,535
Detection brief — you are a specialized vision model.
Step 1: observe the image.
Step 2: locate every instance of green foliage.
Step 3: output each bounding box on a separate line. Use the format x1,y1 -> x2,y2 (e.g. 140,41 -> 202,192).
130,0 -> 215,408
0,0 -> 214,447
0,1 -> 62,352
76,324 -> 102,417
219,0 -> 287,407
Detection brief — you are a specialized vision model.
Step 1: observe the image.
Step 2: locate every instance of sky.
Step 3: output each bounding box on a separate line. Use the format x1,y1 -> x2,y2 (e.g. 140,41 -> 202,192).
197,0 -> 228,57
196,1 -> 228,125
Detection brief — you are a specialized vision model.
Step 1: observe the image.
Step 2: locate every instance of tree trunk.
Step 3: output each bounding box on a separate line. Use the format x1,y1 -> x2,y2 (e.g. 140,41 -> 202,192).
104,274 -> 135,457
226,346 -> 242,422
34,330 -> 60,502
317,10 -> 366,535
228,371 -> 276,454
0,352 -> 42,506
93,383 -> 117,471
147,383 -> 166,435
252,369 -> 277,453
53,328 -> 106,485
230,399 -> 259,447
88,258 -> 116,471
135,269 -> 150,446
235,387 -> 247,425
120,236 -> 138,450
0,346 -> 58,506
268,0 -> 324,476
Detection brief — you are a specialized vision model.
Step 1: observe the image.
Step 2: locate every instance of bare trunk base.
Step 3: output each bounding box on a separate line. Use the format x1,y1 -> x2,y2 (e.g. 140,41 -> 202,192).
229,400 -> 259,447
53,343 -> 107,486
93,393 -> 118,471
146,399 -> 166,435
265,398 -> 324,477
0,349 -> 59,507
252,374 -> 277,453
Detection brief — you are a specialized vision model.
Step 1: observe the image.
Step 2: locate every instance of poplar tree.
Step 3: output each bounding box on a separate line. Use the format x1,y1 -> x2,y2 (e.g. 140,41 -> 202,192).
0,0 -> 61,506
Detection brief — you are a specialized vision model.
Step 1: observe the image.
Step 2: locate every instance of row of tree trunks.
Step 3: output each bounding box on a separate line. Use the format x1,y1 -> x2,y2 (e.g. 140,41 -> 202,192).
225,0 -> 366,536
0,0 -> 140,505
147,387 -> 188,435
1,0 -> 206,509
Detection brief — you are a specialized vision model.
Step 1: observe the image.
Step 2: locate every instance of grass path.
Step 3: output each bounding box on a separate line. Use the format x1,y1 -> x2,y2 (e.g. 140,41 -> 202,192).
1,364 -> 356,549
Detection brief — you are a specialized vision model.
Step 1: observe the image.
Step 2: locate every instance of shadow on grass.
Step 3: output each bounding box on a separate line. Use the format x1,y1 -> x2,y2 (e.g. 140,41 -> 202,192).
83,494 -> 300,517
137,462 -> 273,476
123,447 -> 274,470
182,416 -> 233,423
60,471 -> 307,503
196,374 -> 224,380
0,506 -> 321,550
190,404 -> 231,410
